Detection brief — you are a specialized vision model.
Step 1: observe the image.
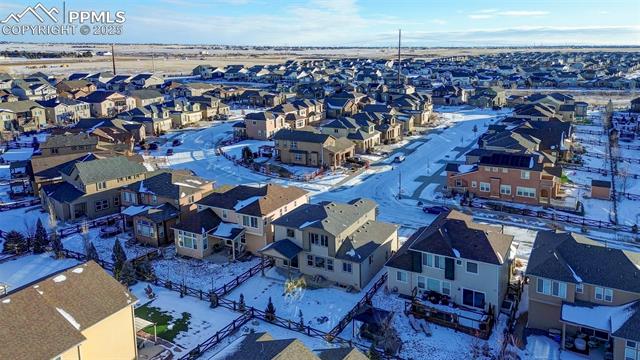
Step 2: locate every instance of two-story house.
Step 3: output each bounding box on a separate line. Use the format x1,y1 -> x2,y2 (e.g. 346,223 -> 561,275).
42,156 -> 147,221
0,100 -> 47,132
129,89 -> 165,107
244,111 -> 287,140
120,170 -> 214,246
77,91 -> 136,118
273,128 -> 355,169
56,79 -> 97,99
526,231 -> 640,360
172,184 -> 309,259
446,150 -> 566,208
386,210 -> 514,312
320,117 -> 381,153
36,97 -> 92,125
11,78 -> 57,101
260,198 -> 398,290
39,133 -> 98,157
0,261 -> 138,360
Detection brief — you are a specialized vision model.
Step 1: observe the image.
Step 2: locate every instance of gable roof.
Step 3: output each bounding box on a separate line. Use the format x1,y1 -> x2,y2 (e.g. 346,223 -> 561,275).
211,332 -> 318,360
404,210 -> 513,265
198,184 -> 307,217
527,231 -> 640,292
62,156 -> 147,185
125,170 -> 212,199
0,261 -> 137,360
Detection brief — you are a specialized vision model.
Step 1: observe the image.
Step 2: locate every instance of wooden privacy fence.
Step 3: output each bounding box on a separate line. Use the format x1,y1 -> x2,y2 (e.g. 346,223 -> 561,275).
178,311 -> 253,360
326,272 -> 388,341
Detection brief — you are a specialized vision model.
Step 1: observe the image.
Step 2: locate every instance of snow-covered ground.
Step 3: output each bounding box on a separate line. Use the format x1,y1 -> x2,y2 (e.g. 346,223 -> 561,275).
62,229 -> 156,260
0,205 -> 51,233
131,283 -> 240,350
0,253 -> 79,291
224,267 -> 381,333
151,246 -> 261,292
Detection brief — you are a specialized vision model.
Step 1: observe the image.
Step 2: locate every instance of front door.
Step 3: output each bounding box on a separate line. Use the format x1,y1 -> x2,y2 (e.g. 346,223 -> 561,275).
462,289 -> 485,309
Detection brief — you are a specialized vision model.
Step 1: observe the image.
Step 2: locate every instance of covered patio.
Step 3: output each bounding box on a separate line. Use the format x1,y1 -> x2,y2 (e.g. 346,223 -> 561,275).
258,239 -> 302,275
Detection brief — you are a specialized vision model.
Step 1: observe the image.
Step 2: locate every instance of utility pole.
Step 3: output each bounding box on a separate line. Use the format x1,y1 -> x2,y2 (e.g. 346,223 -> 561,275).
111,43 -> 116,75
397,29 -> 401,89
151,51 -> 156,73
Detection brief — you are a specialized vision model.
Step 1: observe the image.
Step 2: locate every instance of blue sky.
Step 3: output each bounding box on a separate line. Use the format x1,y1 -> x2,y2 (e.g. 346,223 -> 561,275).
2,0 -> 639,46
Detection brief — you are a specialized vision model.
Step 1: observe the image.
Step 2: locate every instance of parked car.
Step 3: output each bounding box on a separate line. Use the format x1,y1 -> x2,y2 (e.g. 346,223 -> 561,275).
423,206 -> 450,214
393,155 -> 406,163
166,148 -> 174,156
172,139 -> 182,147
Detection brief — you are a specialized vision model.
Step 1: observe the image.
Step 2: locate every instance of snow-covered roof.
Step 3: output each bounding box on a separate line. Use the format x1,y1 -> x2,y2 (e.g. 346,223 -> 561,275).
561,301 -> 638,333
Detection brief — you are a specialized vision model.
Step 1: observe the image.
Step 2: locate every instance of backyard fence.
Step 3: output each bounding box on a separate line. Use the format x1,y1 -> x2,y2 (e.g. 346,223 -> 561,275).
405,299 -> 495,340
326,272 -> 388,341
0,198 -> 41,212
217,147 -> 323,182
177,311 -> 253,360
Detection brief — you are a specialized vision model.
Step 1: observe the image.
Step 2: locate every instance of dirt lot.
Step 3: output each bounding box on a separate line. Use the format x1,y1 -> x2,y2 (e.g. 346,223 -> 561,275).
2,43 -> 639,76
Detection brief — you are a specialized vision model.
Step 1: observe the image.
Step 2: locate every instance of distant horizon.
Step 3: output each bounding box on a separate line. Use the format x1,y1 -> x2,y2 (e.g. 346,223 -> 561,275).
0,0 -> 638,46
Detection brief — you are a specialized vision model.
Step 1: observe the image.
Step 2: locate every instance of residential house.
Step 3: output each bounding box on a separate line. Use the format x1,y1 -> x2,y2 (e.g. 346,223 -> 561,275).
172,184 -> 309,258
11,78 -> 57,101
120,170 -> 214,246
39,133 -> 98,156
0,100 -> 47,133
127,73 -> 164,89
210,332 -> 367,360
29,153 -> 98,196
432,85 -> 468,105
446,150 -> 566,208
261,198 -> 398,290
244,111 -> 286,140
386,210 -> 514,312
78,91 -> 136,118
129,89 -> 164,107
320,117 -> 381,153
273,128 -> 355,169
188,94 -> 230,120
468,87 -> 507,108
42,156 -> 147,221
0,261 -> 138,360
526,231 -> 640,360
238,90 -> 285,107
56,79 -> 97,99
36,97 -> 91,125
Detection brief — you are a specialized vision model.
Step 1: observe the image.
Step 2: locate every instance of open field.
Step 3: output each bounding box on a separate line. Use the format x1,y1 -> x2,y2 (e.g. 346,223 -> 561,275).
2,42 -> 640,75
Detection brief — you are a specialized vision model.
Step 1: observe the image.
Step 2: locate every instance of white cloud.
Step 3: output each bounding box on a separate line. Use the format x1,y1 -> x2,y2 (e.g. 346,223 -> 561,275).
468,9 -> 549,20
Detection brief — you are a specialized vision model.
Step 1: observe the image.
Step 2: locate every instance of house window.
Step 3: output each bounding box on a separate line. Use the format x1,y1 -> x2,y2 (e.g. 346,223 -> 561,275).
595,287 -> 613,302
342,262 -> 352,273
537,278 -> 567,298
491,167 -> 498,172
136,220 -> 154,237
521,170 -> 531,180
95,199 -> 109,211
242,215 -> 258,228
423,253 -> 445,269
315,256 -> 325,268
97,181 -> 107,190
427,278 -> 441,292
479,182 -> 490,192
516,186 -> 536,198
576,283 -> 583,294
286,228 -> 295,237
471,181 -> 477,188
113,196 -> 120,207
417,275 -> 426,289
307,254 -> 313,266
625,341 -> 638,360
295,153 -> 303,161
466,261 -> 479,274
396,270 -> 407,283
327,259 -> 334,271
368,256 -> 373,265
177,230 -> 198,250
290,141 -> 298,149
502,168 -> 508,173
151,195 -> 157,204
442,281 -> 451,296
222,209 -> 228,219
463,289 -> 485,309
500,185 -> 511,195
484,167 -> 490,172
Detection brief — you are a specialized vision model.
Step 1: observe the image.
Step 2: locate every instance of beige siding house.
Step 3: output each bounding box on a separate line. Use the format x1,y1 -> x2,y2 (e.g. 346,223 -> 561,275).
172,184 -> 309,259
0,261 -> 138,360
386,210 -> 514,312
526,231 -> 640,360
261,198 -> 398,290
273,128 -> 355,169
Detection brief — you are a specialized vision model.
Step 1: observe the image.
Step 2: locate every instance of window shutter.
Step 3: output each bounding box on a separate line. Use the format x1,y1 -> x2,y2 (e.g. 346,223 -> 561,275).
445,257 -> 455,280
411,251 -> 422,273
